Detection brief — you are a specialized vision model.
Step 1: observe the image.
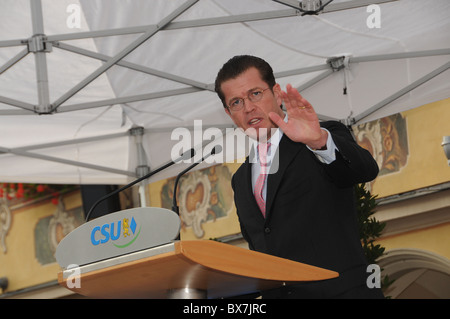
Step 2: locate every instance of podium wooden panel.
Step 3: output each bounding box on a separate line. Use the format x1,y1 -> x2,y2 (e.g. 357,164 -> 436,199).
58,240 -> 338,299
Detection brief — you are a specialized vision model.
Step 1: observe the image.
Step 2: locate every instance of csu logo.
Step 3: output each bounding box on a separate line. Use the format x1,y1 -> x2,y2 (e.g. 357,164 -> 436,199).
90,217 -> 140,248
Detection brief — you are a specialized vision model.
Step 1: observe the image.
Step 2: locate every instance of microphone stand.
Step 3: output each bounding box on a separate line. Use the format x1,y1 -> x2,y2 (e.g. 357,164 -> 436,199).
85,148 -> 195,222
172,146 -> 220,215
171,146 -> 221,241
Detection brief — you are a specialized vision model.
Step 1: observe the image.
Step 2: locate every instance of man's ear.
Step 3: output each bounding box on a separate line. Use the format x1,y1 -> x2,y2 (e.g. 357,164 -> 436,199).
224,107 -> 231,117
273,83 -> 282,106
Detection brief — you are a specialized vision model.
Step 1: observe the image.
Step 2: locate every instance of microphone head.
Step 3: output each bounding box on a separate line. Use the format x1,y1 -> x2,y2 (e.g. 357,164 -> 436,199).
211,145 -> 222,155
179,148 -> 196,161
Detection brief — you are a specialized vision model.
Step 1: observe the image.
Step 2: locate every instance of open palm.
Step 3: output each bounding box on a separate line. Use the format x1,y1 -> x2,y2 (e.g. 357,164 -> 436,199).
269,84 -> 328,150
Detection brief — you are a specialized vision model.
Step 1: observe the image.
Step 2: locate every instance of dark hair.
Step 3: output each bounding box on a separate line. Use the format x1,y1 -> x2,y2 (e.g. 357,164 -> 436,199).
215,55 -> 276,108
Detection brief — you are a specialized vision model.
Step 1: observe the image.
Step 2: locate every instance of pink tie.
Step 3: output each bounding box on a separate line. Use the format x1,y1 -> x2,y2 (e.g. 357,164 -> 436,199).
254,142 -> 270,217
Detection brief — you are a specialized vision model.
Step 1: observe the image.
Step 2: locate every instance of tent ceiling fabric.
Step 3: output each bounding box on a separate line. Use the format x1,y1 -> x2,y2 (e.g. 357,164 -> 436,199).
0,0 -> 449,185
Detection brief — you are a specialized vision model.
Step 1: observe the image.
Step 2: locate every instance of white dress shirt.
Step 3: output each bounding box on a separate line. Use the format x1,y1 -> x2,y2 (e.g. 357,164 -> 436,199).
250,115 -> 339,201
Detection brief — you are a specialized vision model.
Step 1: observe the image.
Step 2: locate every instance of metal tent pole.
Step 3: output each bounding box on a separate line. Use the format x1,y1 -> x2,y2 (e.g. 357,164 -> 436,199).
354,60 -> 450,123
130,127 -> 150,207
0,96 -> 35,112
46,9 -> 301,42
0,48 -> 29,74
0,146 -> 135,177
50,0 -> 199,112
349,48 -> 450,63
30,0 -> 51,114
53,42 -> 211,90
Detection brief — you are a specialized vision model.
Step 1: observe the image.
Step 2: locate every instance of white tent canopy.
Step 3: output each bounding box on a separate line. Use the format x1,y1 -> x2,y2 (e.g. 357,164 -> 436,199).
1,0 -> 449,185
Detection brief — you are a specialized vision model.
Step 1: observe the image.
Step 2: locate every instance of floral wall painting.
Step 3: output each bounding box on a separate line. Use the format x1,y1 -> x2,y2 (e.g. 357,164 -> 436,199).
1,188 -> 84,292
151,163 -> 241,240
0,184 -> 79,255
353,113 -> 409,177
0,199 -> 11,253
0,184 -> 82,261
34,197 -> 84,265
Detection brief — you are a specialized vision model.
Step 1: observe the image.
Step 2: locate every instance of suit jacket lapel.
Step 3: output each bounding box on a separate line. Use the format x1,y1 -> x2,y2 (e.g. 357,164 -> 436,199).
240,146 -> 270,221
240,150 -> 264,216
265,135 -> 306,219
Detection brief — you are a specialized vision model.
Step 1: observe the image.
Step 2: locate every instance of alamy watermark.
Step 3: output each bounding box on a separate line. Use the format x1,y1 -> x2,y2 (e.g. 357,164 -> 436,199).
366,264 -> 381,289
66,3 -> 381,30
66,4 -> 81,29
366,4 -> 381,29
171,120 -> 280,174
65,264 -> 81,289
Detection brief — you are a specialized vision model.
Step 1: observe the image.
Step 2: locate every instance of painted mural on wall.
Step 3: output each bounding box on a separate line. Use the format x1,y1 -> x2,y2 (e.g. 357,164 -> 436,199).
0,187 -> 84,292
0,185 -> 82,261
353,113 -> 409,176
157,164 -> 238,239
34,197 -> 84,265
0,199 -> 11,254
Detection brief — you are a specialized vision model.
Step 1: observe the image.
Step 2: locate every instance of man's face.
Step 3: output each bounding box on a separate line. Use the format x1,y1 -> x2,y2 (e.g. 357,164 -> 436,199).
221,67 -> 284,141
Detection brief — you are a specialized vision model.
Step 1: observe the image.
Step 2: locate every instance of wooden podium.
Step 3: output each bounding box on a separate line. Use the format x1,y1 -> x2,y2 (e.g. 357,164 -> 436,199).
56,207 -> 338,298
58,240 -> 338,299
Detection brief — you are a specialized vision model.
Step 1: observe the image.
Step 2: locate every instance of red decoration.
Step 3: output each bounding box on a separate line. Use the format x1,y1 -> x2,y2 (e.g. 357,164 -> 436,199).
0,183 -> 75,205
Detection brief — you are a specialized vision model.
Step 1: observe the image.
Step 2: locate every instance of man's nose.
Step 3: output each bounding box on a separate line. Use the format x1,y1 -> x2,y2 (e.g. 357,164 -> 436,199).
242,98 -> 256,112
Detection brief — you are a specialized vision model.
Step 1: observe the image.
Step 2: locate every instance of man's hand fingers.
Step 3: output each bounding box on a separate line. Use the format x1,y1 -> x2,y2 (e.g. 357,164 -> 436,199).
283,84 -> 312,111
268,111 -> 287,130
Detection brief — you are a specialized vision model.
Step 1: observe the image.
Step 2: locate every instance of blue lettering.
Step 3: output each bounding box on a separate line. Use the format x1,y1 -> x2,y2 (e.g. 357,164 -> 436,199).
110,221 -> 121,241
91,226 -> 101,245
90,219 -> 135,246
100,224 -> 110,244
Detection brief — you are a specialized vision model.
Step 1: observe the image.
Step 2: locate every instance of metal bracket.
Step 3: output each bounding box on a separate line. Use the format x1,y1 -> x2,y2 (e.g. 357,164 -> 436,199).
129,127 -> 150,178
273,0 -> 333,15
300,0 -> 323,12
327,56 -> 346,72
27,34 -> 52,53
342,116 -> 356,127
129,126 -> 145,137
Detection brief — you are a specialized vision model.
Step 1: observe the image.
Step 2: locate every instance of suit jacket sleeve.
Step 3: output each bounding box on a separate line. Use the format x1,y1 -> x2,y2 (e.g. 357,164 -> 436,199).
320,121 -> 379,188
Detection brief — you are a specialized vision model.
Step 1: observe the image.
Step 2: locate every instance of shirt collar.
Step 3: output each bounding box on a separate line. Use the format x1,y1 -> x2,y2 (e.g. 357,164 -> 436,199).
249,113 -> 287,163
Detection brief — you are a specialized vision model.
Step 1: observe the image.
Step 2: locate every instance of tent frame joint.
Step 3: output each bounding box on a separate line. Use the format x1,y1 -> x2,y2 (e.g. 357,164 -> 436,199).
129,126 -> 145,137
342,116 -> 356,127
27,34 -> 52,53
327,56 -> 346,72
129,126 -> 151,178
273,0 -> 334,16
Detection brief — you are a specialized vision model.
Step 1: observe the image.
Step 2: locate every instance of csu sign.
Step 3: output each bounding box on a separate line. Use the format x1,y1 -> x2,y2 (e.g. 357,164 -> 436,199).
55,207 -> 181,268
90,217 -> 140,248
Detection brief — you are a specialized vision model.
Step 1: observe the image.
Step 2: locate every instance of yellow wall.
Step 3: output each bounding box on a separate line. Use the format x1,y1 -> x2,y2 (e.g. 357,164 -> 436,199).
370,98 -> 450,198
2,99 -> 449,296
377,223 -> 450,260
0,191 -> 83,292
362,99 -> 450,265
147,162 -> 242,241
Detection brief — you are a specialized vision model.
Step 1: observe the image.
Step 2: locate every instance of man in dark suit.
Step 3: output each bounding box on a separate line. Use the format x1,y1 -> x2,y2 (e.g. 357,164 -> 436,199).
215,55 -> 384,298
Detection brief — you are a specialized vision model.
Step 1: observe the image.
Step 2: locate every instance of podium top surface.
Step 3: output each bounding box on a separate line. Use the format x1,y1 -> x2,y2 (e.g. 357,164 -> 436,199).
58,240 -> 338,299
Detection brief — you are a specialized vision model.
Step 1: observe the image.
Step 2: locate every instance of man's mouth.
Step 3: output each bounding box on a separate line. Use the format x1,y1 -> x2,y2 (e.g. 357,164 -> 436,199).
248,118 -> 262,126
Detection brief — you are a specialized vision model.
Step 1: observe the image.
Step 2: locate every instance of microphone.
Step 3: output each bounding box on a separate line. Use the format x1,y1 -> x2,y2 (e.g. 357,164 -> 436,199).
172,145 -> 222,215
84,147 -> 196,222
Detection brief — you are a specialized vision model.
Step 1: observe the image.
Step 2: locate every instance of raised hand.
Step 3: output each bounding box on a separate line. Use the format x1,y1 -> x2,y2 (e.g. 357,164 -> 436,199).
269,84 -> 328,150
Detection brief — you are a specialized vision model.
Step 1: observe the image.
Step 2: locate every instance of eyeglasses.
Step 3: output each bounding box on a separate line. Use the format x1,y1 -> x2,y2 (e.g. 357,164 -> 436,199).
227,88 -> 271,112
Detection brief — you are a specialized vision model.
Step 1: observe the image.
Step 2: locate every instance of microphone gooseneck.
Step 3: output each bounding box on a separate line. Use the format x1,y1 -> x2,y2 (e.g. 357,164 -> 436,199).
85,148 -> 196,222
171,145 -> 221,215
